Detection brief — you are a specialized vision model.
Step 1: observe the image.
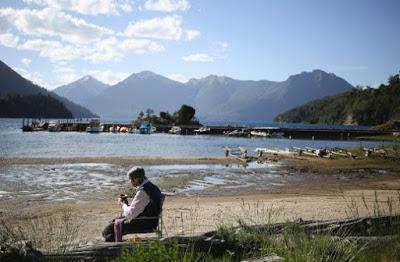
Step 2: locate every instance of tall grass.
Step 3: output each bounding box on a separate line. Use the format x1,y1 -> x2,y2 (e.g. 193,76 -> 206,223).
215,220 -> 364,261
343,191 -> 400,261
0,208 -> 82,254
117,192 -> 400,261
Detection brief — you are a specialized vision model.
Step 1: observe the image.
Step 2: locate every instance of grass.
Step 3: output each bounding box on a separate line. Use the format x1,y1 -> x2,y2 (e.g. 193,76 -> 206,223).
114,240 -> 180,262
2,189 -> 400,261
0,208 -> 82,254
114,191 -> 400,262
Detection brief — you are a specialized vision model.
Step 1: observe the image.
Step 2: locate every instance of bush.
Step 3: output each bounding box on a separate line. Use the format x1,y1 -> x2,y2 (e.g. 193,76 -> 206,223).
114,240 -> 180,262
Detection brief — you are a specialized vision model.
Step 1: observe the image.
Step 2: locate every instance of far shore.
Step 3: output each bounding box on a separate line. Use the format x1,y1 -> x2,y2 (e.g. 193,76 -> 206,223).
0,156 -> 241,166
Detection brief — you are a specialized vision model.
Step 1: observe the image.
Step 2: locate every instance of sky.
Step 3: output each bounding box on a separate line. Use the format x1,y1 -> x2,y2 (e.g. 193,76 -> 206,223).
0,0 -> 399,90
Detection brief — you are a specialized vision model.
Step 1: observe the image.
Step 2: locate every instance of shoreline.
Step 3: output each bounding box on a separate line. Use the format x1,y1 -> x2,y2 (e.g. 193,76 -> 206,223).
0,156 -> 243,166
1,154 -> 400,243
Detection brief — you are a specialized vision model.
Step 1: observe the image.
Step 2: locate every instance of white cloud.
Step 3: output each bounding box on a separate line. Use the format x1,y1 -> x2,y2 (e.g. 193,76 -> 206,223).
23,0 -> 132,16
0,8 -> 113,44
1,33 -> 164,63
144,0 -> 190,12
184,29 -> 200,41
182,53 -> 213,62
0,33 -> 19,48
181,41 -> 229,63
84,69 -> 129,85
13,66 -> 49,87
124,15 -> 183,40
167,74 -> 188,83
121,38 -> 165,53
53,65 -> 81,85
214,41 -> 230,59
21,58 -> 32,66
19,39 -> 84,61
52,64 -> 129,86
87,37 -> 165,62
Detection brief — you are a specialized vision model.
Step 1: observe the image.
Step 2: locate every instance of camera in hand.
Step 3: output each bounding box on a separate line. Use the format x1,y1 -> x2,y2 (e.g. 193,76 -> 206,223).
119,194 -> 129,205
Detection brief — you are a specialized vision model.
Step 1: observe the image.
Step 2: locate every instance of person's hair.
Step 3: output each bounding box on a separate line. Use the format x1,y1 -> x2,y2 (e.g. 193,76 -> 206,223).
136,177 -> 145,184
127,167 -> 146,181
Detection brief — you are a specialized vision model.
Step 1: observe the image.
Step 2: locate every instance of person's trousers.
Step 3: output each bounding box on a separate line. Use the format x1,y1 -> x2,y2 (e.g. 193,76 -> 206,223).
102,217 -> 158,242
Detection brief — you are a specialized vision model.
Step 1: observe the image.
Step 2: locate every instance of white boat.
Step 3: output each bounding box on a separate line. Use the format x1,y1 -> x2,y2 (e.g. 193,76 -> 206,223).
169,126 -> 181,134
119,126 -> 129,133
255,147 -> 298,157
194,127 -> 211,134
250,131 -> 268,137
48,120 -> 61,132
86,118 -> 102,133
226,129 -> 248,137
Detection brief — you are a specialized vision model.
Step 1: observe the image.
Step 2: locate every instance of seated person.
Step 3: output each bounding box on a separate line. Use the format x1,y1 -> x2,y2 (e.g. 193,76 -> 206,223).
102,167 -> 163,242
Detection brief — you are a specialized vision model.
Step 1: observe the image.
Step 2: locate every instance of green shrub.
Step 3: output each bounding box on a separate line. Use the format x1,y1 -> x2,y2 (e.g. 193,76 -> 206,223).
114,240 -> 179,262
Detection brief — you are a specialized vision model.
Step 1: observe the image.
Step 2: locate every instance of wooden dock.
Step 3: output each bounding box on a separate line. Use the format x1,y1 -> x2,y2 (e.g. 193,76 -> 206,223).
20,118 -> 394,140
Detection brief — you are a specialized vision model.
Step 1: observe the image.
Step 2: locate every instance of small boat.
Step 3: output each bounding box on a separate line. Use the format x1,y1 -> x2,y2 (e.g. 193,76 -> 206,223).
255,147 -> 299,157
169,126 -> 181,134
139,122 -> 151,134
302,147 -> 332,158
226,129 -> 249,137
48,120 -> 61,132
250,131 -> 268,137
119,126 -> 129,133
109,125 -> 118,133
86,118 -> 102,133
194,127 -> 211,134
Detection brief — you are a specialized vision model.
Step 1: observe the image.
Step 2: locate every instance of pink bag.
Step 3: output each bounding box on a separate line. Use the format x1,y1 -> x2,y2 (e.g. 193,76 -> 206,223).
114,218 -> 124,242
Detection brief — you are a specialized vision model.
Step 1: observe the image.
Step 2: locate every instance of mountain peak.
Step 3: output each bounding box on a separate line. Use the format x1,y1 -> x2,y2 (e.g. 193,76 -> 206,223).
134,71 -> 162,80
74,75 -> 105,85
287,69 -> 339,82
206,75 -> 229,81
81,75 -> 94,82
53,74 -> 109,103
188,74 -> 233,86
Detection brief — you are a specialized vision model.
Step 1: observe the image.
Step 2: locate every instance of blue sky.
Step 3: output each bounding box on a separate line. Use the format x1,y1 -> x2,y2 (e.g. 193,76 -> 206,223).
0,0 -> 399,89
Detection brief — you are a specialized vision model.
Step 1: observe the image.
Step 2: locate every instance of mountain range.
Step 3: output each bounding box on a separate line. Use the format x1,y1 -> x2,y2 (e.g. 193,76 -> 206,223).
54,69 -> 354,121
0,60 -> 96,118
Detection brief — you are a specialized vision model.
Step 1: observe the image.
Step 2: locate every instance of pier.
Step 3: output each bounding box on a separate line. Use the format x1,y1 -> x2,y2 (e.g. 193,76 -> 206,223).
21,118 -> 395,140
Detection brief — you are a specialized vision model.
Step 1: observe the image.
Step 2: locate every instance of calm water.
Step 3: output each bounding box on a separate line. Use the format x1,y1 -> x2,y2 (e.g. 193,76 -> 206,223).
0,118 -> 389,158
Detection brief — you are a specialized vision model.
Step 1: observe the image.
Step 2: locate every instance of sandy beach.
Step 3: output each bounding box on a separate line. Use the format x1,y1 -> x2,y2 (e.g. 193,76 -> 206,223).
1,155 -> 400,244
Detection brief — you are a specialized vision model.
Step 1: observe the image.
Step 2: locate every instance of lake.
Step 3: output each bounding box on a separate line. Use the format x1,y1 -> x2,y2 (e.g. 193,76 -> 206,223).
0,118 -> 389,158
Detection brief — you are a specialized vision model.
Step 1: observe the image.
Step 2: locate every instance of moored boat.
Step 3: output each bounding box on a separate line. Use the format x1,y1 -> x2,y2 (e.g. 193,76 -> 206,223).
48,120 -> 61,132
169,126 -> 182,134
86,118 -> 102,133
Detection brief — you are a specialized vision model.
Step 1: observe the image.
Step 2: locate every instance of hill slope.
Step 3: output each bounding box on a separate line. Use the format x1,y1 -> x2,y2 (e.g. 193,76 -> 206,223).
0,93 -> 73,118
0,60 -> 96,118
274,74 -> 400,126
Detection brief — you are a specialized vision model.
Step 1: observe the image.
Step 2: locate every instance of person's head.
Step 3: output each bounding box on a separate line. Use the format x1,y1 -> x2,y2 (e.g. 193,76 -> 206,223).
127,167 -> 146,187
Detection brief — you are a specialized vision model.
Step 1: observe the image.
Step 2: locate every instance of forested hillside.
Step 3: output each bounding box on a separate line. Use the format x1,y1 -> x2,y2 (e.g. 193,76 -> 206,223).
0,93 -> 73,118
275,73 -> 400,126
